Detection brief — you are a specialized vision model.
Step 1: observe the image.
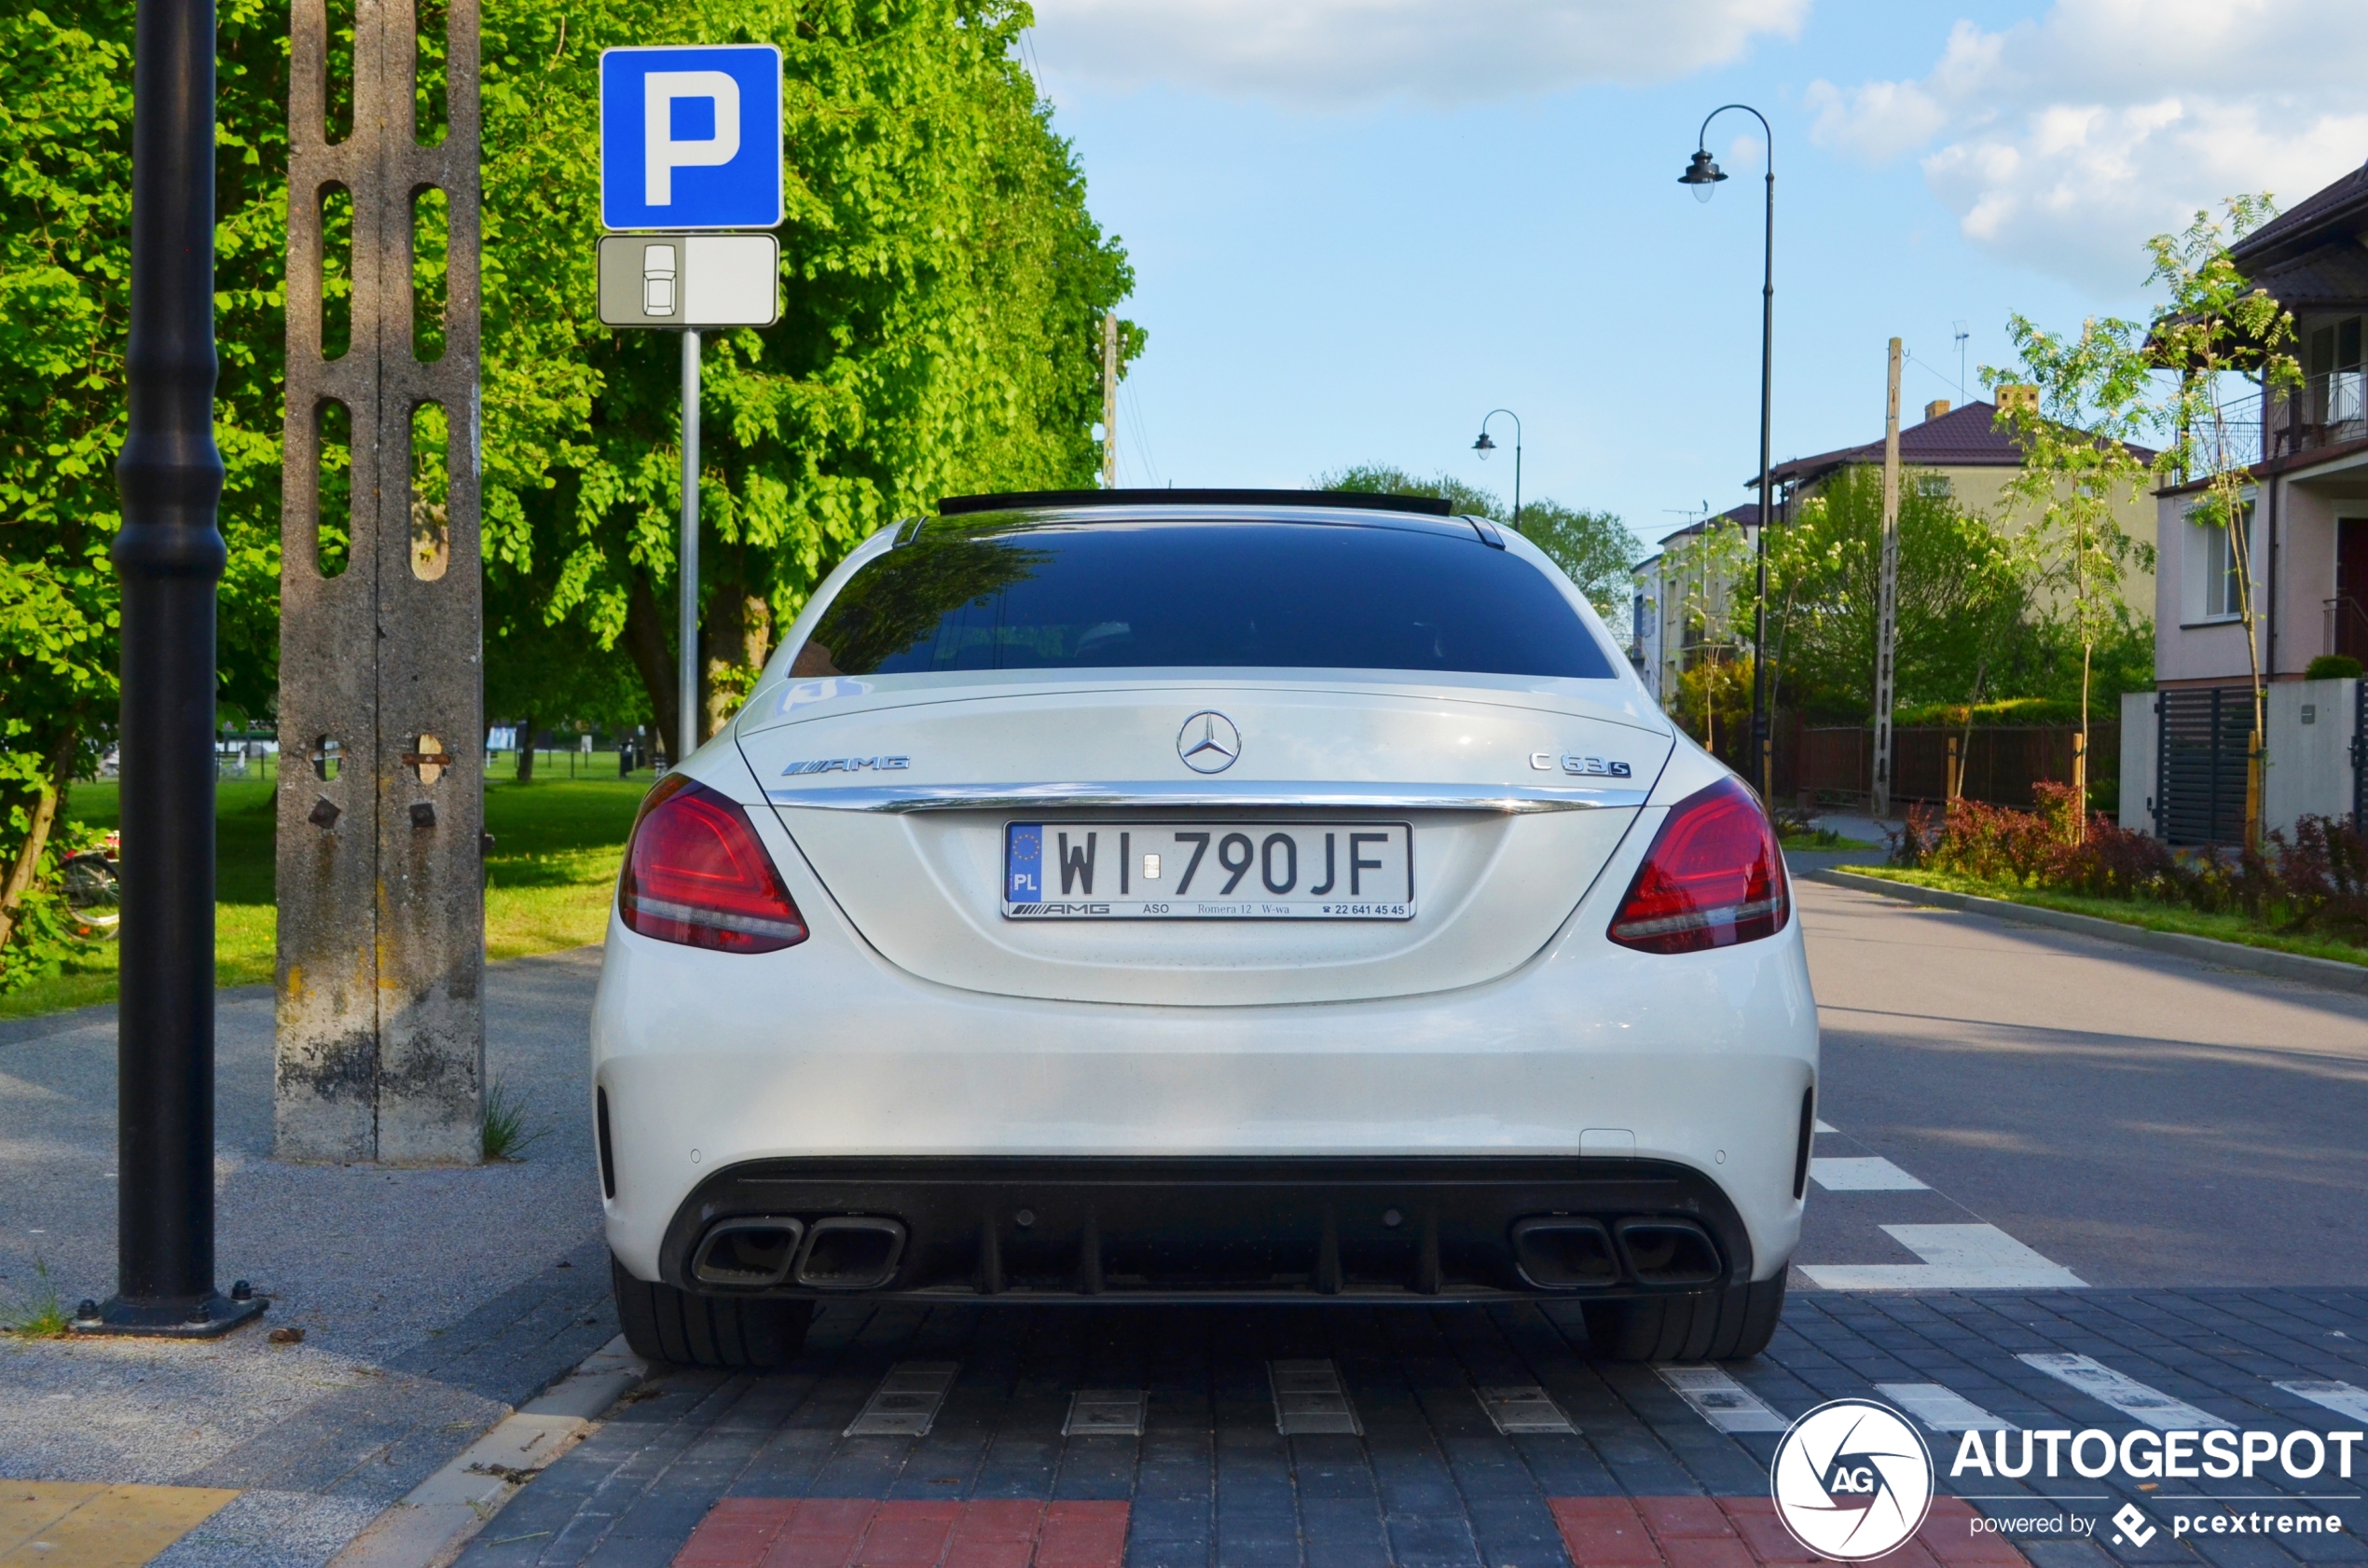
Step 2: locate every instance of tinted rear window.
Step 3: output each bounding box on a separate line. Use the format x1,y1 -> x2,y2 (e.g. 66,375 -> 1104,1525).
792,518 -> 1617,679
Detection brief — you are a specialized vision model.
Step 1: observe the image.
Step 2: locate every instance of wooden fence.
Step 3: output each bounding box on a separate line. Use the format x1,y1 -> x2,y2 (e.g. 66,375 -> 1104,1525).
1762,718 -> 2120,812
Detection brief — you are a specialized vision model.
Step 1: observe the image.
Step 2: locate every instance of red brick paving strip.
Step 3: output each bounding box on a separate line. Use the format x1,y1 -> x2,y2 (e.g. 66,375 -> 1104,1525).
1551,1497 -> 2029,1567
671,1499 -> 1130,1568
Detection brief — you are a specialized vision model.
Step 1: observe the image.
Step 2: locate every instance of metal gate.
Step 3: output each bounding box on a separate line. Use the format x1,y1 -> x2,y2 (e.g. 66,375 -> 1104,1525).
2353,678 -> 2367,826
2155,687 -> 2253,846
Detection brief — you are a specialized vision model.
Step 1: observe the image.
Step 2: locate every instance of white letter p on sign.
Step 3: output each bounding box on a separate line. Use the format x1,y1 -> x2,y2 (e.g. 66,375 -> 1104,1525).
644,71 -> 741,205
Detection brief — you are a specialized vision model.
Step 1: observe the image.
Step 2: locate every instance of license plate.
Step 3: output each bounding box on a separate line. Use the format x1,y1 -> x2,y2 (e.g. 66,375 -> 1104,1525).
1003,821 -> 1413,919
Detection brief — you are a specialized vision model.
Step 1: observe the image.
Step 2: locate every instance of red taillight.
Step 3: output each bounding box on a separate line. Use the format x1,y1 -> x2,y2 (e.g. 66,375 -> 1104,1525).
618,775 -> 807,953
1607,777 -> 1789,954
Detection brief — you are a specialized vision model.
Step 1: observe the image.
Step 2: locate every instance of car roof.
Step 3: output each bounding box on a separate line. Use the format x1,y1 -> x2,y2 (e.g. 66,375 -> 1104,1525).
939,488 -> 1452,518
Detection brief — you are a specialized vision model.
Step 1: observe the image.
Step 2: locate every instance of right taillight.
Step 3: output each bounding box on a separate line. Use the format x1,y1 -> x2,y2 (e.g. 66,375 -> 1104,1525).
618,774 -> 807,953
1607,777 -> 1789,954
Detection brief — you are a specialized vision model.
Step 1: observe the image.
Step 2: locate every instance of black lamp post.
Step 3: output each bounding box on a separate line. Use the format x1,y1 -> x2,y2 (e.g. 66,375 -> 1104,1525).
77,0 -> 262,1338
1473,409 -> 1521,532
1680,106 -> 1776,800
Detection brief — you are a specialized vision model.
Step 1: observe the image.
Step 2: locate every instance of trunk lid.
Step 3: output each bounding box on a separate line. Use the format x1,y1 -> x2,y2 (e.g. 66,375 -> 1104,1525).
736,674 -> 1671,1006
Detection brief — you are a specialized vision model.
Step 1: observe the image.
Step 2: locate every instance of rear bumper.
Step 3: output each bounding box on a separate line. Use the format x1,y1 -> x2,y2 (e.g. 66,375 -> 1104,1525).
654,1155 -> 1756,1304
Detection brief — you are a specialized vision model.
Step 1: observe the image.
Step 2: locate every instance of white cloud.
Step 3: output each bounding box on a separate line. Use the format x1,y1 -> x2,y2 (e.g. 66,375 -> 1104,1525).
1026,0 -> 1810,107
1807,0 -> 2368,291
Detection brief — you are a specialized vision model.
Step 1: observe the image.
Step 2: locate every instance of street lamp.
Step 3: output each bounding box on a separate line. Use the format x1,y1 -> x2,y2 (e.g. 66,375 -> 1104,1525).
1681,104 -> 1775,800
1473,409 -> 1521,532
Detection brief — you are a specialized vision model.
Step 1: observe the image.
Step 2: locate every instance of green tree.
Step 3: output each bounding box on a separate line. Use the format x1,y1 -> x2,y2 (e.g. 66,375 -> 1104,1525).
1755,466 -> 2026,722
1984,320 -> 2155,831
479,0 -> 1138,747
2141,197 -> 2301,845
0,0 -> 285,976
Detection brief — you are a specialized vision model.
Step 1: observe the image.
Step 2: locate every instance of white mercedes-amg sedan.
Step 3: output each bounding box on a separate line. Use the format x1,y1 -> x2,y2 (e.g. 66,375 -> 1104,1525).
592,490 -> 1817,1369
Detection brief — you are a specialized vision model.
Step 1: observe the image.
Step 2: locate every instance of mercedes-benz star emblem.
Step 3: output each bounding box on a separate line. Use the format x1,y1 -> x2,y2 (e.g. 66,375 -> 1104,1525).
1177,711 -> 1241,774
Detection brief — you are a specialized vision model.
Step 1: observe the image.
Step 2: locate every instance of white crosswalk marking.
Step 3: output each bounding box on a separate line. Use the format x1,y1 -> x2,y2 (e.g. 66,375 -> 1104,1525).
1658,1365 -> 1788,1433
1798,1224 -> 2086,1290
1269,1359 -> 1361,1436
2275,1379 -> 2368,1424
844,1362 -> 958,1437
1874,1382 -> 2014,1431
1477,1386 -> 1576,1435
1814,1119 -> 1840,1134
2019,1354 -> 2236,1430
1810,1157 -> 1929,1191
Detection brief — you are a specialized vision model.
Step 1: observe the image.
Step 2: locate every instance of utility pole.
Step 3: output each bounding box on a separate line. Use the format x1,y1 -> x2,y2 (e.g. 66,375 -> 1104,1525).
1101,309 -> 1120,487
277,0 -> 486,1165
680,329 -> 700,764
78,0 -> 264,1338
1872,337 -> 1903,819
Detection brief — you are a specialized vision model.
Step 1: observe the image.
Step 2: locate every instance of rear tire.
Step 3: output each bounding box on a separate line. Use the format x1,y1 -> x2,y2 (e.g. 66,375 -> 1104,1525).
1581,1272 -> 1786,1362
611,1254 -> 813,1369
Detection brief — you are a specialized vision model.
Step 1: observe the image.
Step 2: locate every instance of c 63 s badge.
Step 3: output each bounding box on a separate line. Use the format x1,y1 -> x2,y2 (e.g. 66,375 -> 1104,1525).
1529,751 -> 1633,777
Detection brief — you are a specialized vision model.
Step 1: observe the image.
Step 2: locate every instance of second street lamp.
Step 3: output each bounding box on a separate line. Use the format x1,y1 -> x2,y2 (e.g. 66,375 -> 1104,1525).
1473,409 -> 1521,533
1680,105 -> 1776,801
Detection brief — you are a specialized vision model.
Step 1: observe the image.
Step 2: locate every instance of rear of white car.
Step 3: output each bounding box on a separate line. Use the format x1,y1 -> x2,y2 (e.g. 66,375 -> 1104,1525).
591,492 -> 1817,1367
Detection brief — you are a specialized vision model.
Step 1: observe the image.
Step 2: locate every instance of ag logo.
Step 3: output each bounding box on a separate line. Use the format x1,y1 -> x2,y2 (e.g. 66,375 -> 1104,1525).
1770,1398 -> 1934,1561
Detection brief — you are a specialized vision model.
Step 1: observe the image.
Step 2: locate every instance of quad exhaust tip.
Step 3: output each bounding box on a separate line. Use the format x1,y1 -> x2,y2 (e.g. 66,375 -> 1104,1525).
691,1217 -> 805,1287
794,1216 -> 908,1290
1613,1217 -> 1722,1286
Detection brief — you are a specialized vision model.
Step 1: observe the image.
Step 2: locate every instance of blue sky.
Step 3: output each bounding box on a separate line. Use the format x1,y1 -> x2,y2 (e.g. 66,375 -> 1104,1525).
1022,0 -> 2368,549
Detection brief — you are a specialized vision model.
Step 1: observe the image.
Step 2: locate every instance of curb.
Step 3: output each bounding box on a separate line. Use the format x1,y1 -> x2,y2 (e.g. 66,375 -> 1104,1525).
1810,868 -> 2368,997
324,1335 -> 648,1568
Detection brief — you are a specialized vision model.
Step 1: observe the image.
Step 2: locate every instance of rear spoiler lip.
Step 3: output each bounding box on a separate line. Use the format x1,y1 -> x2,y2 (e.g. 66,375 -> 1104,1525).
762,779 -> 1649,816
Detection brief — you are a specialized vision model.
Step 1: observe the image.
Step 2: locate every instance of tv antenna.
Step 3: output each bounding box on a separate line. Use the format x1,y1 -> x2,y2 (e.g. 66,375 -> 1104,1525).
1953,321 -> 1970,404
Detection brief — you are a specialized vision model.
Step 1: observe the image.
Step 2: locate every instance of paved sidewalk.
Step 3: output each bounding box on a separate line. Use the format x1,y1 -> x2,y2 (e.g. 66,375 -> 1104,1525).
0,949 -> 613,1567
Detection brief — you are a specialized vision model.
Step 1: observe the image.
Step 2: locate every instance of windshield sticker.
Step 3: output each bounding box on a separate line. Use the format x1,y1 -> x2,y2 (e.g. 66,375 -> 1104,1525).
773,677 -> 874,716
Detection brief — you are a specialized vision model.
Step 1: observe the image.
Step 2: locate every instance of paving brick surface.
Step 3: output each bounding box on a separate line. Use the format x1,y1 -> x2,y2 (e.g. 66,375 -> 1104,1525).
451,1290 -> 2368,1568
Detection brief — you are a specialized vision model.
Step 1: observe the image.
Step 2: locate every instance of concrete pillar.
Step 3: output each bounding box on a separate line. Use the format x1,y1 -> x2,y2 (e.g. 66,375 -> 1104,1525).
276,0 -> 484,1163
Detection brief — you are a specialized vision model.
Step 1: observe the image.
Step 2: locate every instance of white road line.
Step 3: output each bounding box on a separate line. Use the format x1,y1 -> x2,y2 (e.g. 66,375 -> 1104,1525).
1874,1382 -> 2014,1432
1658,1364 -> 1789,1433
2019,1354 -> 2236,1430
1815,1119 -> 1840,1134
845,1361 -> 958,1437
1810,1157 -> 1930,1191
2275,1380 -> 2368,1424
1797,1224 -> 2086,1290
1477,1385 -> 1576,1435
1269,1359 -> 1361,1436
1064,1389 -> 1147,1437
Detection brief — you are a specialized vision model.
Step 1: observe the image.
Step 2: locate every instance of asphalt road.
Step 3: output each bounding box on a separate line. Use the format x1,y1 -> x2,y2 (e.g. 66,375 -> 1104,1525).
1794,875 -> 2368,1289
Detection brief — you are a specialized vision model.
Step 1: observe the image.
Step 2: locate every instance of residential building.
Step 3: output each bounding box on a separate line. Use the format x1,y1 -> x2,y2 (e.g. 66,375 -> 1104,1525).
1630,504 -> 1760,706
1755,397 -> 2156,613
2152,160 -> 2368,693
2130,158 -> 2368,844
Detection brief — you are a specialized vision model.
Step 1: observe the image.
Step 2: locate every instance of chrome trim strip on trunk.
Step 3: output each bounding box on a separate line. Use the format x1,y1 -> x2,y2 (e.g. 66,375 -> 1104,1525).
762,780 -> 1648,814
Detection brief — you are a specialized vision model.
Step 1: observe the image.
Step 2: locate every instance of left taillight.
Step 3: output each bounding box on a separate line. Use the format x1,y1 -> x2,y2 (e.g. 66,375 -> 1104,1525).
1606,776 -> 1789,954
618,775 -> 807,953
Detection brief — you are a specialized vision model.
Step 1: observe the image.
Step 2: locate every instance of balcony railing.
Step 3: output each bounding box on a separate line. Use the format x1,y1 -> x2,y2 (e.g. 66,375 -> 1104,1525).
2297,368 -> 2368,452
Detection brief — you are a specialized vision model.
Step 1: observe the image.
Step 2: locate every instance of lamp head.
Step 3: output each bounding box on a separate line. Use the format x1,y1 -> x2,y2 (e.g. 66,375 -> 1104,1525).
1680,148 -> 1726,202
1472,431 -> 1496,459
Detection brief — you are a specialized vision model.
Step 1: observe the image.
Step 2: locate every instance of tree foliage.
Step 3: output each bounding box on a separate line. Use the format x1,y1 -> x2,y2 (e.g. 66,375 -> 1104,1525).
1757,466 -> 2025,721
0,0 -> 1132,975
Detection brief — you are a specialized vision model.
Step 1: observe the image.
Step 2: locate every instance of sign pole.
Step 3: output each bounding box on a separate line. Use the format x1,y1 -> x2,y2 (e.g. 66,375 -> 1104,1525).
679,327 -> 701,764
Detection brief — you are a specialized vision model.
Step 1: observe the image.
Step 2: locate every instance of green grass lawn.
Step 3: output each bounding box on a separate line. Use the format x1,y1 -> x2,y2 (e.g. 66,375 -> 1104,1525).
1,765 -> 655,1021
1840,863 -> 2368,970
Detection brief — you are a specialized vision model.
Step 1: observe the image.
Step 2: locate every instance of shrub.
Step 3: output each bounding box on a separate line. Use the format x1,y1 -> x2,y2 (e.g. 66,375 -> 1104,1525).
2306,654 -> 2362,681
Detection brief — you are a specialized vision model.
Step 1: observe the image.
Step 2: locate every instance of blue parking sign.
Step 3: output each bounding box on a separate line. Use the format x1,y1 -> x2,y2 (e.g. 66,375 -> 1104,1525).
600,46 -> 782,232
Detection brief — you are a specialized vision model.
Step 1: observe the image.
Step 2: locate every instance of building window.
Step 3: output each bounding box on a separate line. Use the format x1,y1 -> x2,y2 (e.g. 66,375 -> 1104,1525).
2308,317 -> 2364,436
2190,500 -> 2253,622
1916,474 -> 1952,500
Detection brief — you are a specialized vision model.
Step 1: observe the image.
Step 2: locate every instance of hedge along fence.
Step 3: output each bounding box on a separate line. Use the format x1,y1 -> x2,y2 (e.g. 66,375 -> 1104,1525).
1773,715 -> 2121,812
